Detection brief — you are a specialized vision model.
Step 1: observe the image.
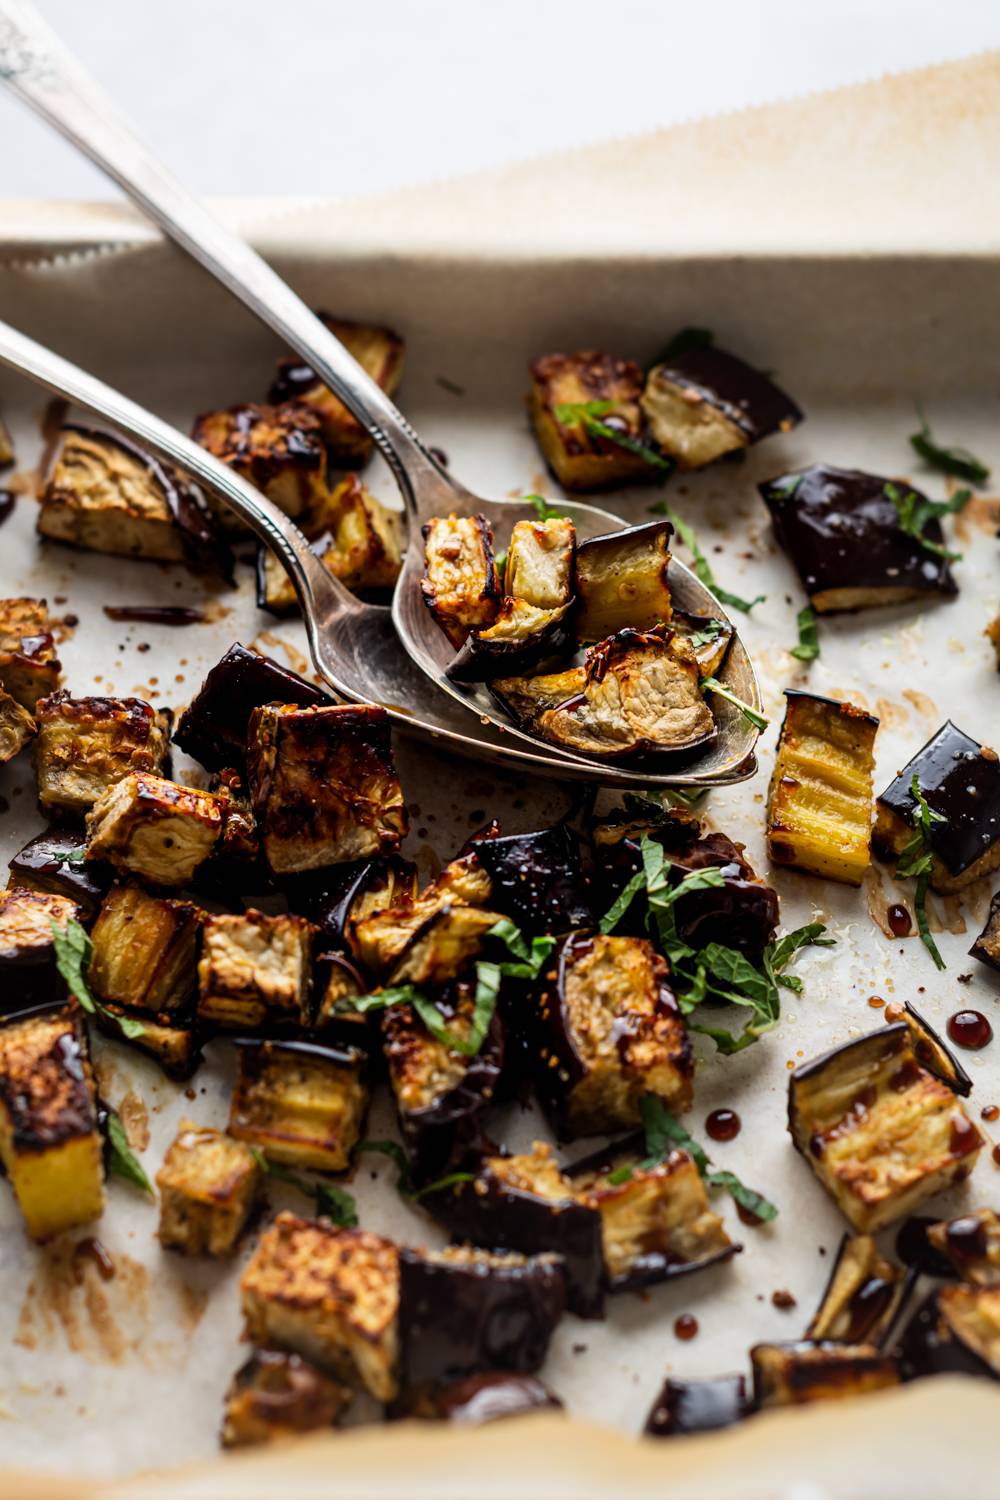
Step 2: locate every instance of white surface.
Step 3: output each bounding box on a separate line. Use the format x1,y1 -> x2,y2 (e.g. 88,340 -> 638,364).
0,0 -> 999,201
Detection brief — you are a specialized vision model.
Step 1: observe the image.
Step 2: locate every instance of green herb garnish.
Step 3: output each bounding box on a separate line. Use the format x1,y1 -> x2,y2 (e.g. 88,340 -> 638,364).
652,326 -> 715,364
651,503 -> 765,614
790,605 -> 820,662
250,1148 -> 358,1227
685,618 -> 727,649
701,676 -> 768,731
60,846 -> 89,865
104,1105 -> 153,1195
354,1140 -> 473,1202
50,918 -> 146,1040
435,375 -> 465,397
767,473 -> 803,499
910,412 -> 990,487
615,1096 -> 778,1220
884,480 -> 972,562
895,773 -> 947,970
525,493 -> 570,523
552,402 -> 672,474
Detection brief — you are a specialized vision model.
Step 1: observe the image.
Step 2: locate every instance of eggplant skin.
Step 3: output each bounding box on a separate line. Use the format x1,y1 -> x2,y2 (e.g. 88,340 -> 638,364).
971,889 -> 1000,972
899,1001 -> 972,1097
382,985 -> 505,1183
874,720 -> 1000,893
0,887 -> 81,1017
174,642 -> 330,774
573,520 -> 673,644
642,346 -> 802,471
926,1209 -> 1000,1287
0,596 -> 62,713
284,854 -> 418,951
806,1233 -> 912,1347
421,514 -> 501,650
397,1246 -> 565,1394
897,1285 -> 1000,1381
425,1142 -> 606,1320
472,825 -> 594,935
767,690 -> 879,887
750,1341 -> 899,1409
221,1349 -> 352,1447
760,464 -> 956,613
8,828 -> 112,921
396,1371 -> 562,1426
532,932 -> 693,1140
644,1374 -> 747,1437
788,1023 -> 983,1232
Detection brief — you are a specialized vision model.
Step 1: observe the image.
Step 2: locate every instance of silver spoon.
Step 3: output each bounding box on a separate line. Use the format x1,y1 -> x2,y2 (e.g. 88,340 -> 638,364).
0,0 -> 762,784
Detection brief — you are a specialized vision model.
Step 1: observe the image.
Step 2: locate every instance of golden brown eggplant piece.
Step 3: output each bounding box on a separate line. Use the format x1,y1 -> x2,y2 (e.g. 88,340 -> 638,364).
642,345 -> 801,471
84,773 -> 223,888
34,692 -> 171,818
228,1038 -> 370,1173
240,1212 -> 400,1399
493,627 -> 714,761
221,1349 -> 352,1447
421,514 -> 501,649
788,1023 -> 983,1232
806,1234 -> 912,1345
191,400 -> 327,530
750,1342 -> 899,1409
0,888 -> 81,1016
89,881 -> 200,1016
352,854 -> 492,981
529,351 -> 657,491
0,597 -> 62,712
269,314 -> 405,465
156,1121 -> 262,1257
925,1209 -> 1000,1286
198,910 -> 314,1030
0,1003 -> 105,1241
766,690 -> 879,886
247,703 -> 407,876
257,473 -> 403,612
573,520 -> 672,643
0,688 -> 35,764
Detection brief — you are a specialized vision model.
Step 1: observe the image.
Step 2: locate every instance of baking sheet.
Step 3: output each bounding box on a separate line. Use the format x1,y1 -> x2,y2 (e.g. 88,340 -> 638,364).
2,52 -> 1000,1498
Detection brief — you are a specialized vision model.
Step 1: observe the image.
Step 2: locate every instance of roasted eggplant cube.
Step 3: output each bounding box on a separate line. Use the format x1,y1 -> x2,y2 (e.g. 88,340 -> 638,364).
573,521 -> 672,643
389,905 -> 502,988
592,808 -> 778,955
473,826 -> 593,935
767,690 -> 879,886
874,721 -> 1000,892
571,1147 -> 736,1291
398,1246 -> 565,1394
312,952 -> 370,1041
926,1210 -> 1000,1286
494,627 -> 714,762
642,345 -> 801,471
89,881 -> 200,1015
788,1023 -> 983,1232
198,910 -> 313,1031
806,1234 -> 912,1345
897,1001 -> 972,1097
285,854 -> 418,952
156,1121 -> 261,1257
529,351 -> 655,491
760,464 -> 957,613
382,984 -> 505,1181
427,1142 -> 604,1319
0,888 -> 80,1016
39,425 -> 222,566
904,1283 -> 1000,1382
0,1003 -> 104,1240
751,1341 -> 899,1409
422,514 -> 501,650
174,642 -> 329,773
671,611 -> 735,679
85,773 -> 222,887
352,854 -> 493,982
248,703 -> 407,876
98,1006 -> 200,1080
449,517 -> 576,682
0,688 -> 35,764
240,1212 -> 400,1399
0,597 -> 62,711
257,475 -> 403,613
34,692 -> 171,818
269,314 -> 405,464
644,1374 -> 747,1438
533,932 -> 693,1139
229,1038 -> 369,1172
191,401 -> 327,529
221,1349 -> 352,1447
7,828 -> 111,922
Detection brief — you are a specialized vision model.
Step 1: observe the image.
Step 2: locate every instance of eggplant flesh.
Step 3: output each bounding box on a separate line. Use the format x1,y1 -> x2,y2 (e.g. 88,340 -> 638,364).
899,1001 -> 972,1097
174,642 -> 330,772
421,514 -> 501,650
644,1374 -> 747,1437
643,346 -> 801,470
573,520 -> 673,643
874,720 -> 1000,892
397,1246 -> 565,1393
926,1210 -> 1000,1287
806,1233 -> 912,1347
751,1341 -> 899,1408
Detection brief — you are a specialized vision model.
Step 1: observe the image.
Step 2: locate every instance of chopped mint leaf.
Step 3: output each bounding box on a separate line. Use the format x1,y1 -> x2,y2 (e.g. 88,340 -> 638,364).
910,413 -> 990,486
790,605 -> 820,662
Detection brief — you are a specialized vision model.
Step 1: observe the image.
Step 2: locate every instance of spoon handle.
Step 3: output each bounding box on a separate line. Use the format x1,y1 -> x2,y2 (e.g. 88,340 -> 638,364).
0,0 -> 454,521
0,313 -> 369,698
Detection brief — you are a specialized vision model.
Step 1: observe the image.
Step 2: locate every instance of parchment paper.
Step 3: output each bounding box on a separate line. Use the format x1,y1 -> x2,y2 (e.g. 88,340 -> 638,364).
1,49 -> 1000,1500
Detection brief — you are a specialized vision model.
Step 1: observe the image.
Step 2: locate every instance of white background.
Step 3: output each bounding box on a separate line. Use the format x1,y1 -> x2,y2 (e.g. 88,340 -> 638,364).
2,0 -> 999,200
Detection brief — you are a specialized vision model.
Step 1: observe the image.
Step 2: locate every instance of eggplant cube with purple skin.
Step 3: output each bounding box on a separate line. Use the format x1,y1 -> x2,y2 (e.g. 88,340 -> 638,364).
397,1245 -> 565,1395
84,773 -> 223,888
257,473 -> 403,614
532,932 -> 693,1139
351,854 -> 492,982
750,1341 -> 899,1409
0,887 -> 81,1017
805,1233 -> 912,1345
34,692 -> 172,818
0,597 -> 62,712
197,910 -> 314,1031
421,514 -> 501,650
641,345 -> 801,471
572,520 -> 673,644
89,881 -> 200,1017
7,828 -> 112,922
644,1374 -> 747,1438
529,350 -> 656,492
174,642 -> 330,774
191,400 -> 327,531
221,1349 -> 353,1447
156,1120 -> 262,1257
228,1038 -> 370,1173
240,1212 -> 400,1399
788,1023 -> 983,1232
247,703 -> 407,876
269,314 -> 405,465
